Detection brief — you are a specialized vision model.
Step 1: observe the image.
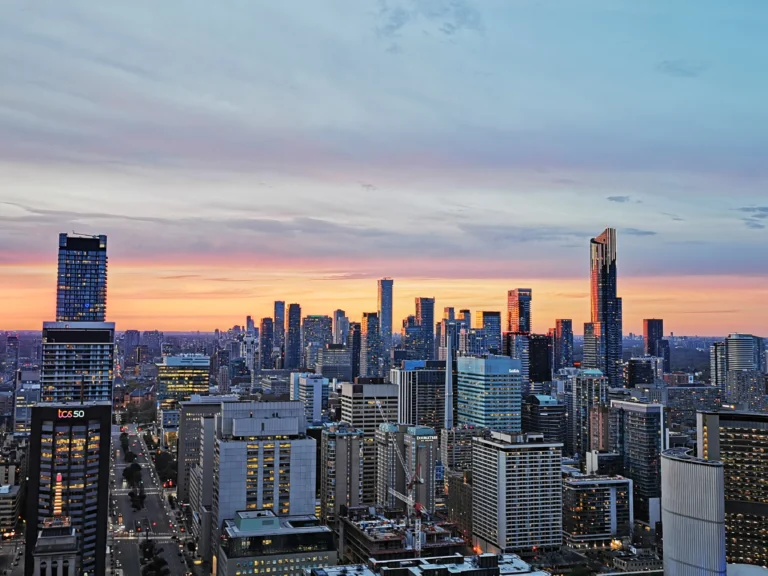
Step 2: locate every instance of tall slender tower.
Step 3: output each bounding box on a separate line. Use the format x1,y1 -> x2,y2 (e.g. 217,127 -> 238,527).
56,233 -> 108,322
507,289 -> 532,333
284,303 -> 302,369
360,313 -> 381,378
584,228 -> 623,387
415,297 -> 435,360
444,329 -> 454,429
377,279 -> 394,365
273,301 -> 286,360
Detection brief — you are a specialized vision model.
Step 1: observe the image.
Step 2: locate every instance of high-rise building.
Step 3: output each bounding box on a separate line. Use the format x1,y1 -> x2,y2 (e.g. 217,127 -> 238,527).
25,403 -> 112,576
14,371 -> 41,435
259,317 -> 274,369
522,395 -> 565,445
285,303 -> 302,370
725,370 -> 763,410
698,411 -> 768,566
245,315 -> 255,335
316,344 -> 353,382
378,278 -> 394,364
710,342 -> 727,393
552,319 -> 574,371
563,475 -> 633,550
273,301 -> 286,359
333,309 -> 349,346
141,330 -> 163,358
584,228 -> 623,387
41,322 -> 115,404
400,315 -> 422,359
610,400 -> 665,527
303,315 -> 333,369
457,355 -> 522,433
55,233 -> 108,322
506,289 -> 532,333
478,311 -> 502,354
472,432 -> 562,554
210,401 -> 316,555
643,319 -> 670,372
292,374 -> 329,424
6,334 -> 19,375
320,422 -> 363,528
660,447 -> 726,576
626,356 -> 664,388
391,360 -> 453,431
415,298 -> 435,360
340,383 -> 398,504
156,354 -> 210,410
503,332 -> 529,395
564,369 -> 608,458
440,426 -> 490,472
347,322 -> 362,380
528,333 -> 553,384
360,313 -> 381,378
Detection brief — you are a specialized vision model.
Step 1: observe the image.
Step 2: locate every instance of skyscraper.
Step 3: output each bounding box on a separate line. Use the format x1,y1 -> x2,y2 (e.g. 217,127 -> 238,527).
259,317 -> 274,369
391,360 -> 453,430
415,297 -> 435,360
378,278 -> 394,363
710,341 -> 727,393
529,333 -> 553,384
26,403 -> 112,576
41,322 -> 115,403
643,318 -> 670,373
56,233 -> 108,322
273,301 -> 286,359
553,319 -> 574,371
478,311 -> 502,354
284,303 -> 302,370
360,312 -> 381,378
347,322 -> 361,380
457,355 -> 522,432
332,309 -> 349,345
6,334 -> 19,375
584,228 -> 623,387
302,315 -> 333,368
156,354 -> 210,409
320,422 -> 363,528
507,289 -> 532,333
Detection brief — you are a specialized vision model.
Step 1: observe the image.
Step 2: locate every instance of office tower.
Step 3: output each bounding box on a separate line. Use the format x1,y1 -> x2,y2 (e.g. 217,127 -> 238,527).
443,307 -> 455,321
444,333 -> 455,429
25,403 -> 112,576
440,426 -> 490,471
210,402 -> 316,553
55,233 -> 108,322
725,370 -> 763,410
438,317 -> 464,361
316,344 -> 353,382
259,317 -> 274,370
246,315 -> 255,335
521,395 -> 565,444
643,319 -> 670,372
415,297 -> 436,360
284,303 -> 302,369
347,322 -> 362,380
360,312 -> 381,378
552,319 -> 574,371
457,356 -> 522,432
243,335 -> 257,380
529,333 -> 553,385
564,369 -> 608,458
156,354 -> 210,410
726,333 -> 761,371
303,315 -> 333,349
584,228 -> 623,387
698,412 -> 768,566
710,342 -> 727,393
400,315 -> 421,359
123,328 -> 140,354
320,422 -> 363,528
6,334 -> 19,374
391,360 -> 453,430
41,322 -> 115,403
590,405 -> 611,452
472,432 -> 562,554
292,374 -> 329,424
404,426 -> 440,514
14,371 -> 41,435
661,448 -> 726,576
378,278 -> 394,362
273,301 -> 286,356
507,289 -> 532,333
340,383 -> 398,504
478,311 -> 502,354
563,476 -> 633,550
626,356 -> 663,388
610,400 -> 665,527
333,309 -> 350,345
503,333 -> 529,397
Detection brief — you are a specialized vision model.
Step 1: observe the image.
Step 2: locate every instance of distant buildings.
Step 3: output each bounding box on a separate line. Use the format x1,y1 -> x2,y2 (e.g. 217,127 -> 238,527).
643,319 -> 670,373
285,303 -> 302,370
292,374 -> 329,424
274,301 -> 286,362
360,312 -> 381,378
156,354 -> 210,410
346,322 -> 362,380
552,319 -> 574,371
564,369 -> 607,458
332,309 -> 349,346
316,344 -> 353,382
55,233 -> 108,322
506,289 -> 532,333
378,279 -> 394,371
478,311 -> 502,355
259,317 -> 274,369
415,298 -> 436,360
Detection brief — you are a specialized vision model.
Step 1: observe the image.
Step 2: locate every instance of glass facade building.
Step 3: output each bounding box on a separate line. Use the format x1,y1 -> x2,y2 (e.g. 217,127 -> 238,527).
156,354 -> 210,410
56,233 -> 108,322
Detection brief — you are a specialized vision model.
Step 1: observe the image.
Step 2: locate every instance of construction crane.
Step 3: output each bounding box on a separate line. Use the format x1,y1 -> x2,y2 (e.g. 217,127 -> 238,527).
374,399 -> 426,554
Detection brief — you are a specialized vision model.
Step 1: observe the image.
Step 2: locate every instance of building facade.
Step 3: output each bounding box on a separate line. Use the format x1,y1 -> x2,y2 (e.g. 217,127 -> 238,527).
360,313 -> 381,378
156,354 -> 210,410
457,356 -> 522,433
563,476 -> 633,550
320,422 -> 363,528
55,233 -> 108,322
285,304 -> 302,370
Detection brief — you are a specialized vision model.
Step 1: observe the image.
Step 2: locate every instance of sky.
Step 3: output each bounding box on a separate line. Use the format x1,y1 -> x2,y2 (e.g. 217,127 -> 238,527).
1,0 -> 767,335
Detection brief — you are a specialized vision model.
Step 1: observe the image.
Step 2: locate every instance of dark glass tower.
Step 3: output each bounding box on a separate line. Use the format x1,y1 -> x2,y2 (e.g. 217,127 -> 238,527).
284,303 -> 302,369
507,288 -> 532,333
415,297 -> 435,360
378,278 -> 394,360
259,317 -> 274,369
360,312 -> 381,377
273,301 -> 285,360
347,322 -> 362,380
529,333 -> 553,383
56,233 -> 108,322
584,228 -> 623,387
643,318 -> 670,372
553,319 -> 574,370
26,402 -> 112,576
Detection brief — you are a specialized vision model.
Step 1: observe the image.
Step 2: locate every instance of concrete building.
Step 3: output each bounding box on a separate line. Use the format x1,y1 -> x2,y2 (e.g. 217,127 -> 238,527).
292,374 -> 329,425
391,360 -> 453,431
217,510 -> 335,576
660,447 -> 726,576
156,354 -> 210,410
316,344 -> 353,383
320,422 -> 363,528
440,426 -> 490,472
339,383 -> 398,504
457,356 -> 522,433
564,369 -> 607,459
211,402 -> 317,560
0,484 -> 21,537
472,432 -> 562,555
562,476 -> 633,550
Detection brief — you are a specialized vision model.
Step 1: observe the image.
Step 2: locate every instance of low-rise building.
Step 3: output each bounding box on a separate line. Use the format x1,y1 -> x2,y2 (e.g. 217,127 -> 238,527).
0,485 -> 21,536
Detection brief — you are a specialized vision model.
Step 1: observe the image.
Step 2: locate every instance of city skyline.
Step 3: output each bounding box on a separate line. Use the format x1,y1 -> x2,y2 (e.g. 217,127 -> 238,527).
2,2 -> 768,334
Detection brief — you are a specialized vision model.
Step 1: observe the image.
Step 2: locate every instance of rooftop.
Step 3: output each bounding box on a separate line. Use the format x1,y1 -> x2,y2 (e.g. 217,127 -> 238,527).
312,554 -> 550,576
222,510 -> 331,538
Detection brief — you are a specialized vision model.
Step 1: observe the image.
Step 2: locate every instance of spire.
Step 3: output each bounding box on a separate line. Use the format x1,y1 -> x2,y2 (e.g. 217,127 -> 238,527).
444,323 -> 454,430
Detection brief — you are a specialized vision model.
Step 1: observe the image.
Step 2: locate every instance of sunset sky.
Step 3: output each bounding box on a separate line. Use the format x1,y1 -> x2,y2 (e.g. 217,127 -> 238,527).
1,1 -> 767,335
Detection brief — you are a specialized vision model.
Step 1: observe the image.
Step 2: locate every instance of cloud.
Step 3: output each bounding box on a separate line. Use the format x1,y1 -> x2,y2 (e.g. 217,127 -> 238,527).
742,219 -> 766,230
607,196 -> 631,203
159,274 -> 200,280
360,182 -> 378,192
657,59 -> 707,79
623,228 -> 657,236
737,206 -> 768,218
661,212 -> 684,222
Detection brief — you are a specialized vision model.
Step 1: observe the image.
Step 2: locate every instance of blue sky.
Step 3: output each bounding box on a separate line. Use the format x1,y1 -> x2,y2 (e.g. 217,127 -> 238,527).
0,1 -> 767,331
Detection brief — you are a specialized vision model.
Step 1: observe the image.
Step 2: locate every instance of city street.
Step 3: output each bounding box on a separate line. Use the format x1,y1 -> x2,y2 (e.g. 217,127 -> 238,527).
110,424 -> 192,576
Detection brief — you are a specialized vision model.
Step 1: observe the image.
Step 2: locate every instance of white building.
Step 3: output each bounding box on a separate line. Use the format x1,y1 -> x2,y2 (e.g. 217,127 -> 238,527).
291,374 -> 329,424
661,447 -> 726,576
472,432 -> 562,554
